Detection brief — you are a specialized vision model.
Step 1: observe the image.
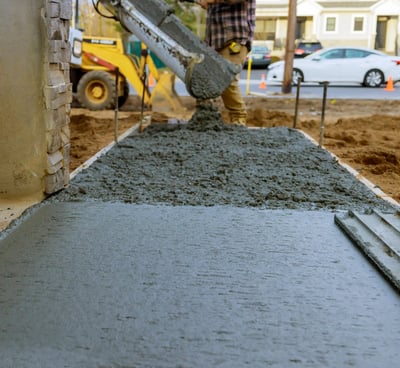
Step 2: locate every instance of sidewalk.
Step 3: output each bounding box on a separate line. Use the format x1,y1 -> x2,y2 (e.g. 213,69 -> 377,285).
1,202 -> 400,367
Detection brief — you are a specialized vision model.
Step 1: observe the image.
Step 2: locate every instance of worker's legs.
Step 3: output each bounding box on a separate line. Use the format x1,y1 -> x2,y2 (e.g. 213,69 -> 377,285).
218,45 -> 248,125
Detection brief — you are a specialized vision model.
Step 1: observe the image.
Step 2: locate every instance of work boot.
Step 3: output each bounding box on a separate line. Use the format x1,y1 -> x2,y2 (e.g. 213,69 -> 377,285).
230,117 -> 247,126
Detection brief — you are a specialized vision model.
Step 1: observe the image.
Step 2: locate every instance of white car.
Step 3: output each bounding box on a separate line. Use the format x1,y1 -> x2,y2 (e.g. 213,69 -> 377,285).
267,46 -> 400,87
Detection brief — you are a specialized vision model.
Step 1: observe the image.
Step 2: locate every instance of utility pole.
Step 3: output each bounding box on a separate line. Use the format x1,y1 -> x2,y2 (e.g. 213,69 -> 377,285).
282,0 -> 297,94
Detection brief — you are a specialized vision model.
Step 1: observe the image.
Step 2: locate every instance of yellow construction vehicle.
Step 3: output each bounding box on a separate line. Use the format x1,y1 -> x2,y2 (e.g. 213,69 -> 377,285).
70,34 -> 183,112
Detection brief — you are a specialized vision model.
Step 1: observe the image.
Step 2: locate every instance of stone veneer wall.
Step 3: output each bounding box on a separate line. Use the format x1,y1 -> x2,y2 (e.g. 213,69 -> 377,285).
43,0 -> 72,194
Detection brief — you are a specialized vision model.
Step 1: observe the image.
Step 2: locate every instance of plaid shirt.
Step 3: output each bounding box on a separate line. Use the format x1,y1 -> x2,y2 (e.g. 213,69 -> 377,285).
205,0 -> 256,51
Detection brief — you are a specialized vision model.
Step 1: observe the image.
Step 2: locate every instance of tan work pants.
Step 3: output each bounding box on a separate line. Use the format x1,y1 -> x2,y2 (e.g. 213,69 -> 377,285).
218,45 -> 248,124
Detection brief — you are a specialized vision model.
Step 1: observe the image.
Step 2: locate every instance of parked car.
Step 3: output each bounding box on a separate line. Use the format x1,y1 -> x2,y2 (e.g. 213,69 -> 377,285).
294,40 -> 323,58
267,46 -> 400,87
244,45 -> 271,69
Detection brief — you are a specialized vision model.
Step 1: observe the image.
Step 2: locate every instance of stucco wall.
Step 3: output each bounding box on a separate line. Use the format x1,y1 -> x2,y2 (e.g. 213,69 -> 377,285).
0,0 -> 71,200
0,1 -> 46,200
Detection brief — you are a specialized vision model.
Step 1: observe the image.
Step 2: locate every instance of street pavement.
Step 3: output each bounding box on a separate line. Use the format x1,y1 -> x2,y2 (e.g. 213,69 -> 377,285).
170,70 -> 400,100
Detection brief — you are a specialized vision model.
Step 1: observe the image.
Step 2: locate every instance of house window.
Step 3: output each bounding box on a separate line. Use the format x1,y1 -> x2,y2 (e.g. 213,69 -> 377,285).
325,17 -> 336,32
255,19 -> 276,41
353,16 -> 364,32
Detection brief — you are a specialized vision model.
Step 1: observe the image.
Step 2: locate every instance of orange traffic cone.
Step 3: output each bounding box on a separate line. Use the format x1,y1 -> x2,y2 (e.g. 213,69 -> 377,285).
259,74 -> 267,89
148,73 -> 155,88
385,76 -> 395,92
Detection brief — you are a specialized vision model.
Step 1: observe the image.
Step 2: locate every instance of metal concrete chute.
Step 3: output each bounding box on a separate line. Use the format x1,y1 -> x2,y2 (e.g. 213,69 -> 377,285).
99,0 -> 241,99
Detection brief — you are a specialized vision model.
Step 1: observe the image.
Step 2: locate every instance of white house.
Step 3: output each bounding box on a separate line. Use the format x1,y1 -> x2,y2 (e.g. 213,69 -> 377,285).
255,0 -> 400,55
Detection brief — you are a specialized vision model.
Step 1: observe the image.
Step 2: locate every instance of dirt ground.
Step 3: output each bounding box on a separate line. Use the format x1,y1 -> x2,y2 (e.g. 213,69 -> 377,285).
70,96 -> 400,202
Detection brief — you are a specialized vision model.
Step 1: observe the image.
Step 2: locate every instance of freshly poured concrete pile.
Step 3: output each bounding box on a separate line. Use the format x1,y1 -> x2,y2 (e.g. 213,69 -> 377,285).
57,104 -> 396,213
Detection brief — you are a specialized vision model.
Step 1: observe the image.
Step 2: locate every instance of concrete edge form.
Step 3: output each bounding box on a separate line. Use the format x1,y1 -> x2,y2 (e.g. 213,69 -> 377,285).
335,210 -> 400,292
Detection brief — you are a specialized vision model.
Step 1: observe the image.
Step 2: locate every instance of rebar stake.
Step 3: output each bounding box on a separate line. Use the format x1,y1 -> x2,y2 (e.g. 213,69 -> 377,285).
114,67 -> 119,145
293,76 -> 302,129
319,81 -> 328,147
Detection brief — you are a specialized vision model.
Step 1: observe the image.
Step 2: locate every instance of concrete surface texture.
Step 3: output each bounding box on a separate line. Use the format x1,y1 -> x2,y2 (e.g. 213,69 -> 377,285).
1,202 -> 400,368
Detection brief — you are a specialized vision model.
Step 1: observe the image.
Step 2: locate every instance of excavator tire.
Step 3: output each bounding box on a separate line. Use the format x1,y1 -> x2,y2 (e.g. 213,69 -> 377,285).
77,70 -> 115,110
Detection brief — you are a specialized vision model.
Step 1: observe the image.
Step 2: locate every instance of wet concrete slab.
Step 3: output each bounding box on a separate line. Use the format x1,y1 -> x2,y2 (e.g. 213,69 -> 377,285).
1,202 -> 400,368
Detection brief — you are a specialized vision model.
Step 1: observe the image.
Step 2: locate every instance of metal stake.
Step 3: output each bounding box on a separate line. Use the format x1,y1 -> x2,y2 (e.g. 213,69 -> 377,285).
319,81 -> 328,147
293,76 -> 302,129
114,67 -> 119,145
